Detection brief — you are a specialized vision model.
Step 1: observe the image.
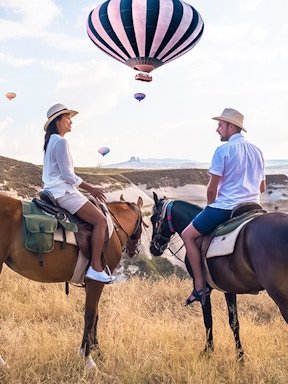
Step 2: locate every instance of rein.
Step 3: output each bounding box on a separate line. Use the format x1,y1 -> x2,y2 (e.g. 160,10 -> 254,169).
108,203 -> 142,257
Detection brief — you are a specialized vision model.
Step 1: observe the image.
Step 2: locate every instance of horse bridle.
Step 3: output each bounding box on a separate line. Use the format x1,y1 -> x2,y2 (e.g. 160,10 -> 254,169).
109,203 -> 143,257
151,199 -> 184,259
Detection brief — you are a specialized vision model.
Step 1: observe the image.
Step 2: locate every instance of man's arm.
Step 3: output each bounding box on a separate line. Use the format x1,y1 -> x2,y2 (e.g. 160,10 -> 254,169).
207,174 -> 221,204
260,179 -> 266,193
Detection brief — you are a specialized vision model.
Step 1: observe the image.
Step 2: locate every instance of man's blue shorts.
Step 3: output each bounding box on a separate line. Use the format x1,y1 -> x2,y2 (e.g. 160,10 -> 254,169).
192,206 -> 232,235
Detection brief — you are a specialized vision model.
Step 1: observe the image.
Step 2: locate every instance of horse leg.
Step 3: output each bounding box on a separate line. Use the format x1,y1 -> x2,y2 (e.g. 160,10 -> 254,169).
265,288 -> 288,323
80,280 -> 104,370
0,262 -> 6,369
224,293 -> 244,362
184,256 -> 214,355
200,294 -> 214,355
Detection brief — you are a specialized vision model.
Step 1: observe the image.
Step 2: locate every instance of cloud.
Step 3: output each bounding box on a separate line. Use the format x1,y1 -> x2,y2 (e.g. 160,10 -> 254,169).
0,1 -> 93,53
39,57 -> 131,113
237,0 -> 264,12
0,0 -> 60,34
0,116 -> 14,133
206,22 -> 267,46
0,52 -> 35,66
39,31 -> 90,52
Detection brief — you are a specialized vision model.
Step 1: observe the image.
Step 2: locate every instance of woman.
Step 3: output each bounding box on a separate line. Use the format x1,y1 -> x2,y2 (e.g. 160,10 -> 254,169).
42,103 -> 115,283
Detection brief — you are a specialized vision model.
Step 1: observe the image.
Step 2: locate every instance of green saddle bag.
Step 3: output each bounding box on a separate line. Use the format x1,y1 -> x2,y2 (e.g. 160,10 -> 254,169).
22,201 -> 77,255
23,213 -> 58,253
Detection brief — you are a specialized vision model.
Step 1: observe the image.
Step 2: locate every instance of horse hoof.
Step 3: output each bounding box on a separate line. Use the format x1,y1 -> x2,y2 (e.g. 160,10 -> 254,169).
0,356 -> 9,370
0,356 -> 6,368
85,356 -> 97,371
200,346 -> 214,358
237,350 -> 245,364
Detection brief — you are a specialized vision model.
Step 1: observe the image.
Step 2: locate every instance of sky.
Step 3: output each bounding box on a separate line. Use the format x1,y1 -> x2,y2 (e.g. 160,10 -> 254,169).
0,0 -> 288,167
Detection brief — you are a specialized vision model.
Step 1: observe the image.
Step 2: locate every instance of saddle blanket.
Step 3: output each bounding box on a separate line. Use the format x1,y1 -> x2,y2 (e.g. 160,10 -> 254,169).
206,217 -> 255,258
54,208 -> 114,284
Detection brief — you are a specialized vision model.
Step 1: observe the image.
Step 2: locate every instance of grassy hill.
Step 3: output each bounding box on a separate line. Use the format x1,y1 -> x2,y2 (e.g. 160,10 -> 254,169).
1,155 -> 288,198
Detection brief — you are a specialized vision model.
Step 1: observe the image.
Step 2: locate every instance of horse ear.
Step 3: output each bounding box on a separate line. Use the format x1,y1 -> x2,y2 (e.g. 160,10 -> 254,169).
120,194 -> 125,201
137,196 -> 143,208
153,191 -> 158,204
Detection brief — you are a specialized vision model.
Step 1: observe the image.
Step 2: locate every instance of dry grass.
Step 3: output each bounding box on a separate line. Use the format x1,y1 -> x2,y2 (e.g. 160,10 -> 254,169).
0,266 -> 288,384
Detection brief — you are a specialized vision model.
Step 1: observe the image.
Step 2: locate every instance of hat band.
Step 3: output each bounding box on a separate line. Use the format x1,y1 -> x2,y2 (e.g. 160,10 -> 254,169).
48,108 -> 68,119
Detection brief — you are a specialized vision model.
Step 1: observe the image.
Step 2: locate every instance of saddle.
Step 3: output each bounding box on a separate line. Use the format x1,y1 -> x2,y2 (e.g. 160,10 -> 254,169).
22,190 -> 97,267
199,202 -> 266,292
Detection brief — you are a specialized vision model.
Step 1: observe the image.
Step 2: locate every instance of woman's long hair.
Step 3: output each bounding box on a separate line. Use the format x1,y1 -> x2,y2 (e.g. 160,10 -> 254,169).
43,117 -> 60,152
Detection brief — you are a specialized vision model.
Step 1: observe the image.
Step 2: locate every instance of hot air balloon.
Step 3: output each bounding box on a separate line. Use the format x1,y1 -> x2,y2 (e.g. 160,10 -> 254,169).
134,93 -> 145,102
5,92 -> 16,101
98,146 -> 110,156
87,0 -> 204,81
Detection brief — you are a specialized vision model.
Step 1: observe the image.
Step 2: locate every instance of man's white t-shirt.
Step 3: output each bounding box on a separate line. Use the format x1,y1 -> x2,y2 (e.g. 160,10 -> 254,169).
208,133 -> 265,210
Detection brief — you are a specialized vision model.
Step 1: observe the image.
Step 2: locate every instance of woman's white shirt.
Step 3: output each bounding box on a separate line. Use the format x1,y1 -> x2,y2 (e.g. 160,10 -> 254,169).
42,134 -> 83,198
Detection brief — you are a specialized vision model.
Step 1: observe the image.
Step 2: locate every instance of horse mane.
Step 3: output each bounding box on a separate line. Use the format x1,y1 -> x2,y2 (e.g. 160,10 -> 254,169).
108,201 -> 143,258
155,198 -> 202,234
159,198 -> 203,214
124,202 -> 143,258
176,199 -> 203,213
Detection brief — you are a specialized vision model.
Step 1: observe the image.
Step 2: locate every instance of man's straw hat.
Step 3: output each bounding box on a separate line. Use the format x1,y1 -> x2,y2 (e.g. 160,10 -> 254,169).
44,103 -> 78,131
212,108 -> 247,132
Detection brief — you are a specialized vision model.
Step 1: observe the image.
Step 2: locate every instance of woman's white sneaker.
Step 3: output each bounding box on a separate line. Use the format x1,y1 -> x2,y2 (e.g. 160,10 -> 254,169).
85,266 -> 116,283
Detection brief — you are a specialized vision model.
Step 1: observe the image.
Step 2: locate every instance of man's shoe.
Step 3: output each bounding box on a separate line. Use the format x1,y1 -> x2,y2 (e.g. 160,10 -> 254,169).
85,266 -> 116,283
185,285 -> 211,306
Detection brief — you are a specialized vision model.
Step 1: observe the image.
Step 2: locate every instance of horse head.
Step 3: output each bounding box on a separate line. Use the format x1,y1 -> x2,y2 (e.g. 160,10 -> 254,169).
150,192 -> 174,256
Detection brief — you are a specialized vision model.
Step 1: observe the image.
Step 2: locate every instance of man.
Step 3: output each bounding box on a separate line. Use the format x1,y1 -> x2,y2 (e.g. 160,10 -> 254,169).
181,108 -> 266,305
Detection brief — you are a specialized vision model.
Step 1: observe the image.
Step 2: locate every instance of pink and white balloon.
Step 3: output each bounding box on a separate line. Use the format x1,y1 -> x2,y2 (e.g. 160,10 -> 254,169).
98,146 -> 110,156
87,0 -> 204,76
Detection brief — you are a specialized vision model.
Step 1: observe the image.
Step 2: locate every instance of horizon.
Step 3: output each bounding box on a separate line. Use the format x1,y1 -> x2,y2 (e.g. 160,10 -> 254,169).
2,153 -> 288,170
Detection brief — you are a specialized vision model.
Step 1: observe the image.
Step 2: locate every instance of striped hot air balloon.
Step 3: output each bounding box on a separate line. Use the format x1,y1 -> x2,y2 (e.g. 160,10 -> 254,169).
87,0 -> 204,79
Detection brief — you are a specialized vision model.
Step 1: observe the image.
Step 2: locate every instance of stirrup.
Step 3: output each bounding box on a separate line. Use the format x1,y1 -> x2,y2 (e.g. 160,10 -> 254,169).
185,286 -> 211,306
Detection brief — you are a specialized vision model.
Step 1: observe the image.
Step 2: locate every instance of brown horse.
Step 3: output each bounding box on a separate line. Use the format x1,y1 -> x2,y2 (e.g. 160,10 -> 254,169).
0,192 -> 143,370
150,192 -> 288,360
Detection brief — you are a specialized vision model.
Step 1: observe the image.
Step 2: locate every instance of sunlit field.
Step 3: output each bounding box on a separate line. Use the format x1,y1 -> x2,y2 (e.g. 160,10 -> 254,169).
1,266 -> 288,384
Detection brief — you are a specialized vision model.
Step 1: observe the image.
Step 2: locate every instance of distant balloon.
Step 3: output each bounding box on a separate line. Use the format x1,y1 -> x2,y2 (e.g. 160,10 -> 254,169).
5,92 -> 16,101
98,146 -> 110,156
134,93 -> 146,102
87,0 -> 204,80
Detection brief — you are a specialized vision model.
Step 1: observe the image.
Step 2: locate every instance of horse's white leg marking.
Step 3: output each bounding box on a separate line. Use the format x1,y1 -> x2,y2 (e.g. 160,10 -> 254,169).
85,355 -> 96,370
0,355 -> 6,368
79,347 -> 96,370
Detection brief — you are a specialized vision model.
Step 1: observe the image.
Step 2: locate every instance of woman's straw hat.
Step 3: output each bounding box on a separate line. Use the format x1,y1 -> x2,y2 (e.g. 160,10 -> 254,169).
212,108 -> 247,132
44,103 -> 78,131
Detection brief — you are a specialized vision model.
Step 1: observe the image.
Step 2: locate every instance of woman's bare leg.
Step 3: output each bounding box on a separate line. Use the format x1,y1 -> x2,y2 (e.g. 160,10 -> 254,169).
76,201 -> 107,272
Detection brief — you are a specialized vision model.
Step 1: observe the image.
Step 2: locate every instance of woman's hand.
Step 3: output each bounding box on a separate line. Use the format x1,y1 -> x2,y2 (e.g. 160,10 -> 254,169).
90,186 -> 106,202
79,181 -> 106,202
